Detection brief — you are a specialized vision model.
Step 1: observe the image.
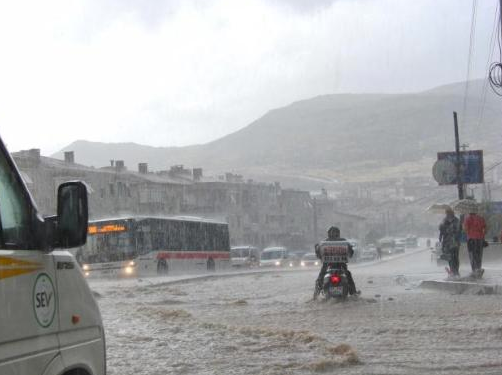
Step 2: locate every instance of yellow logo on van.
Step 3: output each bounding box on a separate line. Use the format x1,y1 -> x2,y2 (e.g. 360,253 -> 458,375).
0,256 -> 43,280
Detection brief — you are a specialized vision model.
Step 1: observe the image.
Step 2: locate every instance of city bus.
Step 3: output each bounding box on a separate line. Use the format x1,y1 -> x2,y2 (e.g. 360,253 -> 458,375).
77,216 -> 230,277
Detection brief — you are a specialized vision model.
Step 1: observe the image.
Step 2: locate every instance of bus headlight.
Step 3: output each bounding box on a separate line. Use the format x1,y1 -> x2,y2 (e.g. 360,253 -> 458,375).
129,261 -> 135,267
84,271 -> 90,277
124,266 -> 134,275
82,264 -> 89,271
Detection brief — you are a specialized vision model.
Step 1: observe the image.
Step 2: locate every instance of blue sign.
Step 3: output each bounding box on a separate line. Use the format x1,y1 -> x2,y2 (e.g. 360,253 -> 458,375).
437,150 -> 484,184
489,201 -> 502,214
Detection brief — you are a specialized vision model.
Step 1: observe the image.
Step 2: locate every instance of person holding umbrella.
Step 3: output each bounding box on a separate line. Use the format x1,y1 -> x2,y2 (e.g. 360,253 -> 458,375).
439,207 -> 461,278
462,205 -> 486,278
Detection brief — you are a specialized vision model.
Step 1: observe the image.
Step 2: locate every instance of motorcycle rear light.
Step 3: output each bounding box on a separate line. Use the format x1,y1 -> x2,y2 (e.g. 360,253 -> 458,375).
330,275 -> 341,284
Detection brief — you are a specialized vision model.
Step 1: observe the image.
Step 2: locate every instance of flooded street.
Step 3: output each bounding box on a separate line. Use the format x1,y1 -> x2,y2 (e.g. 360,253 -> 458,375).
91,248 -> 502,375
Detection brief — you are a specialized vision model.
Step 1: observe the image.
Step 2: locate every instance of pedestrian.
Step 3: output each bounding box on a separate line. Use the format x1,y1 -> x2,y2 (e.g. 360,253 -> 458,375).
376,246 -> 382,260
438,207 -> 461,278
463,208 -> 486,278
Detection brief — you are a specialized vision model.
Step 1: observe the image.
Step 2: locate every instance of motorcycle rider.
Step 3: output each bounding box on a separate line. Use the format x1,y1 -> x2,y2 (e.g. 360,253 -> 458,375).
314,226 -> 359,298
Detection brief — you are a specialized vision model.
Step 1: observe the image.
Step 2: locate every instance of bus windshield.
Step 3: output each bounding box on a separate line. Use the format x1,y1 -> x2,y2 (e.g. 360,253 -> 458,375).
80,231 -> 136,263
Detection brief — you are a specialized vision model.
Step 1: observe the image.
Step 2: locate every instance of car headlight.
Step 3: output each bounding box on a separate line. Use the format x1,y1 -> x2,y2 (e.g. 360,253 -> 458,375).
82,264 -> 89,271
315,261 -> 319,266
124,266 -> 134,275
275,261 -> 281,266
301,261 -> 305,267
129,261 -> 135,266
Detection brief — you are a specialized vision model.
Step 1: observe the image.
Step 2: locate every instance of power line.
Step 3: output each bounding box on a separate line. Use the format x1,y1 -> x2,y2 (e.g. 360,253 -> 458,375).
462,0 -> 478,124
485,159 -> 502,173
477,2 -> 500,126
489,1 -> 502,95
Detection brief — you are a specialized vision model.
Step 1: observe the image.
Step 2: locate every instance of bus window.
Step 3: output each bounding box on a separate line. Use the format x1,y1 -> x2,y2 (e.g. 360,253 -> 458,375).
168,221 -> 183,250
202,223 -> 213,251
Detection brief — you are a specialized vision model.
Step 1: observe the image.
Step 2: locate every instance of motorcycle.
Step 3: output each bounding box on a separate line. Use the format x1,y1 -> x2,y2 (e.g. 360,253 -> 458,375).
322,265 -> 349,300
313,240 -> 352,301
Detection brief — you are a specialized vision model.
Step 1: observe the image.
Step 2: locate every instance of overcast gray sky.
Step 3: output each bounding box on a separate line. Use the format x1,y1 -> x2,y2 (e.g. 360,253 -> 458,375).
0,0 -> 498,154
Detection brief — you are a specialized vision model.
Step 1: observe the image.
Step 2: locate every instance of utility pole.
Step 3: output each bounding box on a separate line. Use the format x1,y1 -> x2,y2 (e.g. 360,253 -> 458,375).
454,112 -> 464,200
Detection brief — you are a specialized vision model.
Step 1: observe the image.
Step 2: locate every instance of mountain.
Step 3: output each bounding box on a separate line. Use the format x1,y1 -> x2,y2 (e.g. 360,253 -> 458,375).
53,79 -> 502,186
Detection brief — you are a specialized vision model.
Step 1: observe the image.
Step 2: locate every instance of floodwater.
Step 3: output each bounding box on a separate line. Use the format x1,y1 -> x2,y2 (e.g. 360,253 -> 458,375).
90,245 -> 502,374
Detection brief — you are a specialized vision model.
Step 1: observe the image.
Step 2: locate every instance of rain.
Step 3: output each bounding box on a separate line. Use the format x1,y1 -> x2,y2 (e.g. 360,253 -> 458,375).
1,1 -> 502,375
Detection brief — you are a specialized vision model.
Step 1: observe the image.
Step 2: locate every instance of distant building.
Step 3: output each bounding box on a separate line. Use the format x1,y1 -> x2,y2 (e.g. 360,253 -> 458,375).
12,150 -> 187,219
12,149 -> 320,249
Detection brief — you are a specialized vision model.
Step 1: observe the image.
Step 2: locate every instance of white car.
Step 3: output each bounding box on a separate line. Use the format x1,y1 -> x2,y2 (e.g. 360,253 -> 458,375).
231,246 -> 260,268
358,246 -> 378,262
394,238 -> 406,253
260,247 -> 289,267
300,253 -> 320,267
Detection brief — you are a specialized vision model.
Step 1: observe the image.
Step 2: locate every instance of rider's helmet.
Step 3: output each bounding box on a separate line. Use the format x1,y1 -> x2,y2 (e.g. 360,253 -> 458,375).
327,226 -> 340,240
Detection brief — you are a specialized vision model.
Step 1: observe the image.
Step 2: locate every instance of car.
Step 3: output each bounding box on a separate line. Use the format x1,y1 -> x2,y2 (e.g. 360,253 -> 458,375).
378,237 -> 396,255
395,238 -> 406,253
406,235 -> 418,248
287,253 -> 302,267
260,247 -> 289,267
230,245 -> 260,268
358,246 -> 378,262
300,253 -> 320,267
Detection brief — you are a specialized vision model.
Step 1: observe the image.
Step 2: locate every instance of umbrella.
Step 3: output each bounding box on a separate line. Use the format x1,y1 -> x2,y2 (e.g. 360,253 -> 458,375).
450,199 -> 479,214
426,203 -> 452,214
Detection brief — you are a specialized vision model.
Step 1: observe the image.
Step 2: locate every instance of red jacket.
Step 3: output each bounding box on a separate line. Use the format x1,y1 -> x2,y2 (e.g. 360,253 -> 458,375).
463,214 -> 486,240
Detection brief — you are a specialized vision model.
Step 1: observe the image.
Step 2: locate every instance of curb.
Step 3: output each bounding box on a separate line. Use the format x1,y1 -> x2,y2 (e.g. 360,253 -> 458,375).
420,279 -> 501,295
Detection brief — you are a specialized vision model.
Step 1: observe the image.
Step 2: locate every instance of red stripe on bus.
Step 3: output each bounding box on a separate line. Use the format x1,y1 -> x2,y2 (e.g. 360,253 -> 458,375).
156,252 -> 230,260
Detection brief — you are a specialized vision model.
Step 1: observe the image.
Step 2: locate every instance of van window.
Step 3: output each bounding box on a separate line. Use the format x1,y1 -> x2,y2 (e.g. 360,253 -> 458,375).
0,152 -> 33,248
261,250 -> 284,260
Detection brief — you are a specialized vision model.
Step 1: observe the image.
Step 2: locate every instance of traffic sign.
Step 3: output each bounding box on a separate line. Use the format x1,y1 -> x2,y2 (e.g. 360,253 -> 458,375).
434,150 -> 484,185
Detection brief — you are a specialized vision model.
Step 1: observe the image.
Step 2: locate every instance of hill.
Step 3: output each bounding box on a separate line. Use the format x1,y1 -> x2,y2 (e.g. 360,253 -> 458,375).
53,79 -> 502,187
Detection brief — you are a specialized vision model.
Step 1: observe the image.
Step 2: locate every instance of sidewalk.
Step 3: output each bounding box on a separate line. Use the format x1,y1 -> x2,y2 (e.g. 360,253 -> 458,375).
420,264 -> 502,295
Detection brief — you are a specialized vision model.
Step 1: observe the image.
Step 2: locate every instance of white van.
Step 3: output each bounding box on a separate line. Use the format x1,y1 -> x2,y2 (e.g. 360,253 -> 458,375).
0,136 -> 106,375
259,246 -> 290,267
230,245 -> 260,268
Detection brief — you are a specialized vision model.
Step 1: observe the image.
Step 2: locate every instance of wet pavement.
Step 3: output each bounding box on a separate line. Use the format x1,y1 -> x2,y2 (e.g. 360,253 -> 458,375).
90,247 -> 502,374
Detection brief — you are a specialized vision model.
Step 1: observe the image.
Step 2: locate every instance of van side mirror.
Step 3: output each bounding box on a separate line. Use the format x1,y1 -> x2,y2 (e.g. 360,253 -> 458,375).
57,181 -> 88,248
